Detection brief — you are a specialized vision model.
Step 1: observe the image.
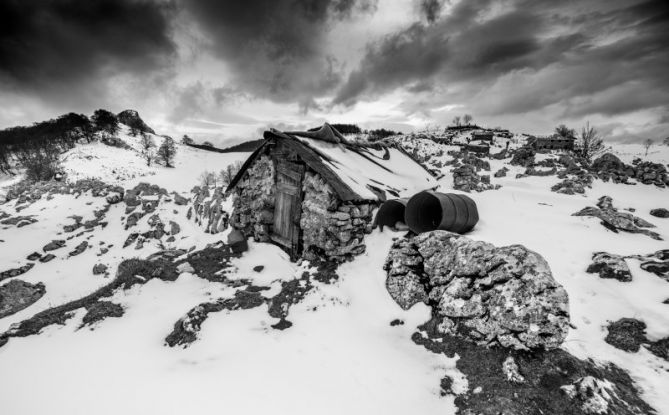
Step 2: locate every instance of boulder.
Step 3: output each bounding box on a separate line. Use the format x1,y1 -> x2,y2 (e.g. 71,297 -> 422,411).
650,208 -> 669,218
0,280 -> 46,318
605,318 -> 646,352
561,376 -> 617,415
586,252 -> 632,282
43,239 -> 66,251
92,264 -> 108,275
82,301 -> 124,326
227,229 -> 248,254
105,191 -> 123,204
384,231 -> 570,350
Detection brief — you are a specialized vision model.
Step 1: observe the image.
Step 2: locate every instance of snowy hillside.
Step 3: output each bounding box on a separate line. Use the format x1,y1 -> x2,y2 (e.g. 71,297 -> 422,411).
1,126 -> 668,414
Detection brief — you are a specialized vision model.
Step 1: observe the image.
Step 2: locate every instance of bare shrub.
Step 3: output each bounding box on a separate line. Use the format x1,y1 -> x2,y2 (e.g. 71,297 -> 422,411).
219,160 -> 243,187
576,122 -> 604,165
199,170 -> 218,187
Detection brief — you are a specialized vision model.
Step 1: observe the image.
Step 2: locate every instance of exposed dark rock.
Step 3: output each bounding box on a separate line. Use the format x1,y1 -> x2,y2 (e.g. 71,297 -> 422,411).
586,252 -> 632,282
227,229 -> 248,254
453,164 -> 500,192
165,289 -> 265,347
385,231 -> 570,350
123,233 -> 139,248
413,318 -> 655,415
69,241 -> 88,256
647,337 -> 669,362
184,242 -> 239,282
390,319 -> 404,326
169,221 -> 181,235
39,254 -> 56,263
509,146 -> 535,167
173,192 -> 188,206
267,273 -> 313,323
105,191 -> 124,204
81,301 -> 124,326
573,196 -> 661,240
253,265 -> 264,273
43,239 -> 66,251
639,261 -> 669,281
117,109 -> 155,134
271,319 -> 293,330
92,264 -> 108,275
591,153 -> 669,187
26,252 -> 42,261
605,318 -> 646,352
650,208 -> 669,218
0,263 -> 35,282
493,167 -> 508,178
0,280 -> 46,318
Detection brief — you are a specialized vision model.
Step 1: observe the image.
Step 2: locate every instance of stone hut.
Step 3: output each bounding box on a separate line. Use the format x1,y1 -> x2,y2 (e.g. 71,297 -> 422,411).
529,134 -> 575,151
227,123 -> 437,262
471,131 -> 494,142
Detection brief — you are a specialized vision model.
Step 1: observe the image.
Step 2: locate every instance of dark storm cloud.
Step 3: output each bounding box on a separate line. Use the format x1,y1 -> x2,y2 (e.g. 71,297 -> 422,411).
183,0 -> 377,105
333,0 -> 669,121
419,0 -> 445,24
0,0 -> 176,98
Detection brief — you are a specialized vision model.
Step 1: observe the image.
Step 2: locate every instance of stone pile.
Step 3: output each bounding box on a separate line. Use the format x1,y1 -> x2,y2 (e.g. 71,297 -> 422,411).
452,164 -> 499,192
384,231 -> 570,350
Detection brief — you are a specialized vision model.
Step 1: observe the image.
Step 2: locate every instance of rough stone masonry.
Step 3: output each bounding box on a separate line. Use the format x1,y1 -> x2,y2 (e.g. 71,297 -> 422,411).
384,231 -> 570,350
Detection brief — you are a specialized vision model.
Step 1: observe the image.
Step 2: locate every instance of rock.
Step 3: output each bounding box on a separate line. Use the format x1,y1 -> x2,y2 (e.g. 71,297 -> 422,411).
605,318 -> 646,352
639,260 -> 669,281
43,239 -> 66,251
561,376 -> 616,414
169,221 -> 181,235
105,191 -> 123,204
452,164 -> 499,193
384,231 -> 570,350
39,254 -> 56,263
650,208 -> 669,218
253,265 -> 264,272
0,280 -> 46,318
390,319 -> 404,326
117,109 -> 155,134
227,229 -> 248,254
509,146 -> 535,167
176,262 -> 195,274
82,301 -> 124,326
69,241 -> 88,256
502,356 -> 525,383
173,192 -> 188,205
573,196 -> 661,240
0,263 -> 35,282
26,252 -> 42,261
494,167 -> 508,178
647,337 -> 669,362
92,264 -> 108,275
123,233 -> 139,248
586,252 -> 632,282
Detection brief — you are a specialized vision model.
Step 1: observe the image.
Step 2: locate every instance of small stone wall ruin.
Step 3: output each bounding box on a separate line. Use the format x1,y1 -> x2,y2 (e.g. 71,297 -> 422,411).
230,155 -> 276,242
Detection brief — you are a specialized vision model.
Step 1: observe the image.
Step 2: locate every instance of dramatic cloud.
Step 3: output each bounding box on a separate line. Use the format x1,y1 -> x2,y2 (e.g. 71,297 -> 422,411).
333,0 -> 669,127
0,0 -> 176,99
183,0 -> 377,104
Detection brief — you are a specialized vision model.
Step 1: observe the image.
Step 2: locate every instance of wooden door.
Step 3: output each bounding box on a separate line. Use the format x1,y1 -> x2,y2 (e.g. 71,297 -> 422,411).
271,161 -> 305,258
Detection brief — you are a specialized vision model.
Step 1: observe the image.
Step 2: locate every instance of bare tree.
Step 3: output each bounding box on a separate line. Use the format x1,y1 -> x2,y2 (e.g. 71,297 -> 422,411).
139,133 -> 156,166
577,122 -> 604,164
452,116 -> 461,127
643,138 -> 653,156
199,170 -> 217,187
219,160 -> 243,187
463,114 -> 473,125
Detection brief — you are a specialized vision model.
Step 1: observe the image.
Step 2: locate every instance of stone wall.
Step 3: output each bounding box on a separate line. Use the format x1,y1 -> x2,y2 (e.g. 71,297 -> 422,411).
229,155 -> 275,242
300,172 -> 374,262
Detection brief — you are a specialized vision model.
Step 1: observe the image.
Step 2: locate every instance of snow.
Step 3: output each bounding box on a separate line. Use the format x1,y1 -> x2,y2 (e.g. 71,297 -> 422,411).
1,130 -> 669,414
298,137 -> 437,199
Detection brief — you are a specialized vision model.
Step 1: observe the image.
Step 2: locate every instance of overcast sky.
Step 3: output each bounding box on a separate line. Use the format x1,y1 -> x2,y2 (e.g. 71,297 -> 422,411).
1,0 -> 667,144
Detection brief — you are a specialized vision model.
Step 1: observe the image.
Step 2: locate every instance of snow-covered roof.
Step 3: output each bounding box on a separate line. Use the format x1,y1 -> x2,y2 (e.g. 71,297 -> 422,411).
228,123 -> 437,202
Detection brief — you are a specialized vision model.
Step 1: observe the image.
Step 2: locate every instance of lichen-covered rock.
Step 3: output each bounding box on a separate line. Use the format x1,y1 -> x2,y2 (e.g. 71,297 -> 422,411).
605,318 -> 646,352
0,280 -> 46,318
573,196 -> 661,240
586,252 -> 632,282
384,231 -> 570,350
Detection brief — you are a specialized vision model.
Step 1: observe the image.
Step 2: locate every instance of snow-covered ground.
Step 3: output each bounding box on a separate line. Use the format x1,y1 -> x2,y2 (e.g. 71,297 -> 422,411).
1,131 -> 668,414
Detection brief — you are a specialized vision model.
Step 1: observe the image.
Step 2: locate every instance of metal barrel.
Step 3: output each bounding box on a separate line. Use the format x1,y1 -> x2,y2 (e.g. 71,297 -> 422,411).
405,191 -> 478,234
373,198 -> 409,230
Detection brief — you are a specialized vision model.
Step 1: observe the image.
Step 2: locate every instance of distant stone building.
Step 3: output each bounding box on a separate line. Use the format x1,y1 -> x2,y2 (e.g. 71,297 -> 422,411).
227,124 -> 436,262
528,135 -> 575,151
471,131 -> 494,142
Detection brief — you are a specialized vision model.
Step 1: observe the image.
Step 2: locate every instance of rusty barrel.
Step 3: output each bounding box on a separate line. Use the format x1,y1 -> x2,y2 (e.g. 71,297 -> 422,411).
405,191 -> 478,234
374,198 -> 409,230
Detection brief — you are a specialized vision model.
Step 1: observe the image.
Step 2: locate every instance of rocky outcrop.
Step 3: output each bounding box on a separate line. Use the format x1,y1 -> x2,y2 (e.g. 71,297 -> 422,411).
4,178 -> 124,206
230,155 -> 275,242
300,172 -> 374,262
573,196 -> 661,240
384,231 -> 570,350
82,301 -> 124,326
117,109 -> 155,134
0,280 -> 46,318
586,252 -> 632,282
0,263 -> 35,282
605,318 -> 647,352
591,153 -> 669,187
494,167 -> 508,178
561,376 -> 618,414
